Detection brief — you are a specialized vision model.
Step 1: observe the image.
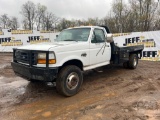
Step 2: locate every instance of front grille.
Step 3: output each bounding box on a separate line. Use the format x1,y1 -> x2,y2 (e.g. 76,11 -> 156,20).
14,50 -> 37,65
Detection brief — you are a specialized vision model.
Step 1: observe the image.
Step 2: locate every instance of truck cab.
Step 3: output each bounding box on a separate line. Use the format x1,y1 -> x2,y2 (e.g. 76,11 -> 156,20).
11,26 -> 144,96
54,26 -> 111,70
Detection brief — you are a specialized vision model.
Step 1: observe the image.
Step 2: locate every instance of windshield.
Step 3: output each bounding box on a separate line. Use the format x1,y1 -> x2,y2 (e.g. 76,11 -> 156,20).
56,28 -> 91,42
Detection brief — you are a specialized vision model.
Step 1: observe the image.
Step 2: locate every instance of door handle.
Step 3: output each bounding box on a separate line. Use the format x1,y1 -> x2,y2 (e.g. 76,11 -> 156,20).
81,53 -> 87,57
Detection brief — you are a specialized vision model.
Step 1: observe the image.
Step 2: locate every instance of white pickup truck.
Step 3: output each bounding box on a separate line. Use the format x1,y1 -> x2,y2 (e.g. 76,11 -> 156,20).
11,26 -> 144,96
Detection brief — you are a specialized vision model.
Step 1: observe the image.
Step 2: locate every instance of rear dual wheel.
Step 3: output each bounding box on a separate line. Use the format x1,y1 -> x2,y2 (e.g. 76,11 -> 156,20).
123,54 -> 138,69
129,54 -> 138,69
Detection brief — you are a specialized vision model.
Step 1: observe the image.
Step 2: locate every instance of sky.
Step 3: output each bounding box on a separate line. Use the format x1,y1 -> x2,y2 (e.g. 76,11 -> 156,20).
0,0 -> 113,22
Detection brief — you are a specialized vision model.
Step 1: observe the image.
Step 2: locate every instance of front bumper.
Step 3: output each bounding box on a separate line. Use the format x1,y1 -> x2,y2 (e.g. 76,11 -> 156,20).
11,62 -> 58,82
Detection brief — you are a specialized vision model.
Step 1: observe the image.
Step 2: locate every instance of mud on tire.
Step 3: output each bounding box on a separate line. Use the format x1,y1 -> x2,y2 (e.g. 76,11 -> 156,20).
56,65 -> 83,97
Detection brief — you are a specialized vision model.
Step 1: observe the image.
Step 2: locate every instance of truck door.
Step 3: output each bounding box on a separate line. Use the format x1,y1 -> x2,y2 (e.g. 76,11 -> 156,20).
89,28 -> 111,65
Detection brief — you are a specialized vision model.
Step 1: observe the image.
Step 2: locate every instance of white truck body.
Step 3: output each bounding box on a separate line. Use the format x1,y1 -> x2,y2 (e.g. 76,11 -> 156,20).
18,26 -> 111,70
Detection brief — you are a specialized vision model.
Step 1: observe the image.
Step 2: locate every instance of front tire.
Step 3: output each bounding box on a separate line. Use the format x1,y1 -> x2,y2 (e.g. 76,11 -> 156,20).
56,65 -> 83,97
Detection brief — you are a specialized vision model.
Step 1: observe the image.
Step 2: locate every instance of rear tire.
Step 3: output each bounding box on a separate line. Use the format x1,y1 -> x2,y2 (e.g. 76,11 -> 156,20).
56,65 -> 83,97
128,54 -> 138,69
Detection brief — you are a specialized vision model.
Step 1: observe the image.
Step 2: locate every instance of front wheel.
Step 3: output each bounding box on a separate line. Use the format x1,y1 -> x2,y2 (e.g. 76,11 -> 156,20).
56,65 -> 83,97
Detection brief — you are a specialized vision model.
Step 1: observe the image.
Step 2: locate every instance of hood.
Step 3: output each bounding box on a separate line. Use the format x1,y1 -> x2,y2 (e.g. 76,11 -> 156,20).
17,41 -> 83,51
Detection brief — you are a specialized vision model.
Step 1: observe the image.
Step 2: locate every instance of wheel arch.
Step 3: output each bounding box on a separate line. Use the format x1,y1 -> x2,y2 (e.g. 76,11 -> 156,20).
129,50 -> 142,58
59,59 -> 83,72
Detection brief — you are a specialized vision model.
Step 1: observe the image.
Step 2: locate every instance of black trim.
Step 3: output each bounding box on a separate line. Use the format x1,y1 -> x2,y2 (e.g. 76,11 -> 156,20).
46,51 -> 49,68
100,26 -> 111,33
110,42 -> 144,64
12,49 -> 58,81
11,62 -> 58,81
13,48 -> 50,68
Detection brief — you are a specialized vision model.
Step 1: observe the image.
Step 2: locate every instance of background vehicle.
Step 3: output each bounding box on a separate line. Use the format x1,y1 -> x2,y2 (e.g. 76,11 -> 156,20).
11,26 -> 144,96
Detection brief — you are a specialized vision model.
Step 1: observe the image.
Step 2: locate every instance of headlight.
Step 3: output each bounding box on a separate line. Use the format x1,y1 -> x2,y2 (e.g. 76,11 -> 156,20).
37,52 -> 56,64
38,53 -> 46,59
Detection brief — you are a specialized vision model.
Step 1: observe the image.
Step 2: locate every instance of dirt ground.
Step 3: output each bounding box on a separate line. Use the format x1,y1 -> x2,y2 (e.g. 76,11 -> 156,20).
0,53 -> 160,120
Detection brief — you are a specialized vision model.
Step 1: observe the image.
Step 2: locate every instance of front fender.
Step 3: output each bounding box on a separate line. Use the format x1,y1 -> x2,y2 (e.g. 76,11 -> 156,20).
57,55 -> 83,67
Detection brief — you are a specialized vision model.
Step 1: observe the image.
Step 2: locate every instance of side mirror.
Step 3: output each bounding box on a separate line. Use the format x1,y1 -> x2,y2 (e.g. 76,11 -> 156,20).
106,34 -> 113,43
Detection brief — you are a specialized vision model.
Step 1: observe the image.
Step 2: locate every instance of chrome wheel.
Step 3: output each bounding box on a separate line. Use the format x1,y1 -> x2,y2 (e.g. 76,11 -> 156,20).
66,72 -> 79,90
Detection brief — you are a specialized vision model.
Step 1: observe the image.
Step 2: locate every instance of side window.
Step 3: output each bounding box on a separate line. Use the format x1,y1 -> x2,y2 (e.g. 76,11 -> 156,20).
91,29 -> 105,43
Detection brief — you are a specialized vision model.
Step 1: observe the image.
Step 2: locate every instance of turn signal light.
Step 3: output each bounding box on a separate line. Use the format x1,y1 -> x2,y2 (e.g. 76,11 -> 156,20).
37,59 -> 56,64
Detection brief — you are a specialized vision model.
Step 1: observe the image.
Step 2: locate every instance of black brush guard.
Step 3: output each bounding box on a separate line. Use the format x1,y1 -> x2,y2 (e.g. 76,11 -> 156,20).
11,48 -> 58,81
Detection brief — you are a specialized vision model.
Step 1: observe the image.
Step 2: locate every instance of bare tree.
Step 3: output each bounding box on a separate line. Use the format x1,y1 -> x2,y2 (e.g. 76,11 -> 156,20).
9,17 -> 19,30
42,12 -> 59,31
102,0 -> 160,32
87,18 -> 99,26
128,0 -> 159,31
36,3 -> 47,31
111,0 -> 129,32
22,19 -> 29,30
20,1 -> 36,30
57,18 -> 79,31
0,14 -> 10,29
153,1 -> 160,30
